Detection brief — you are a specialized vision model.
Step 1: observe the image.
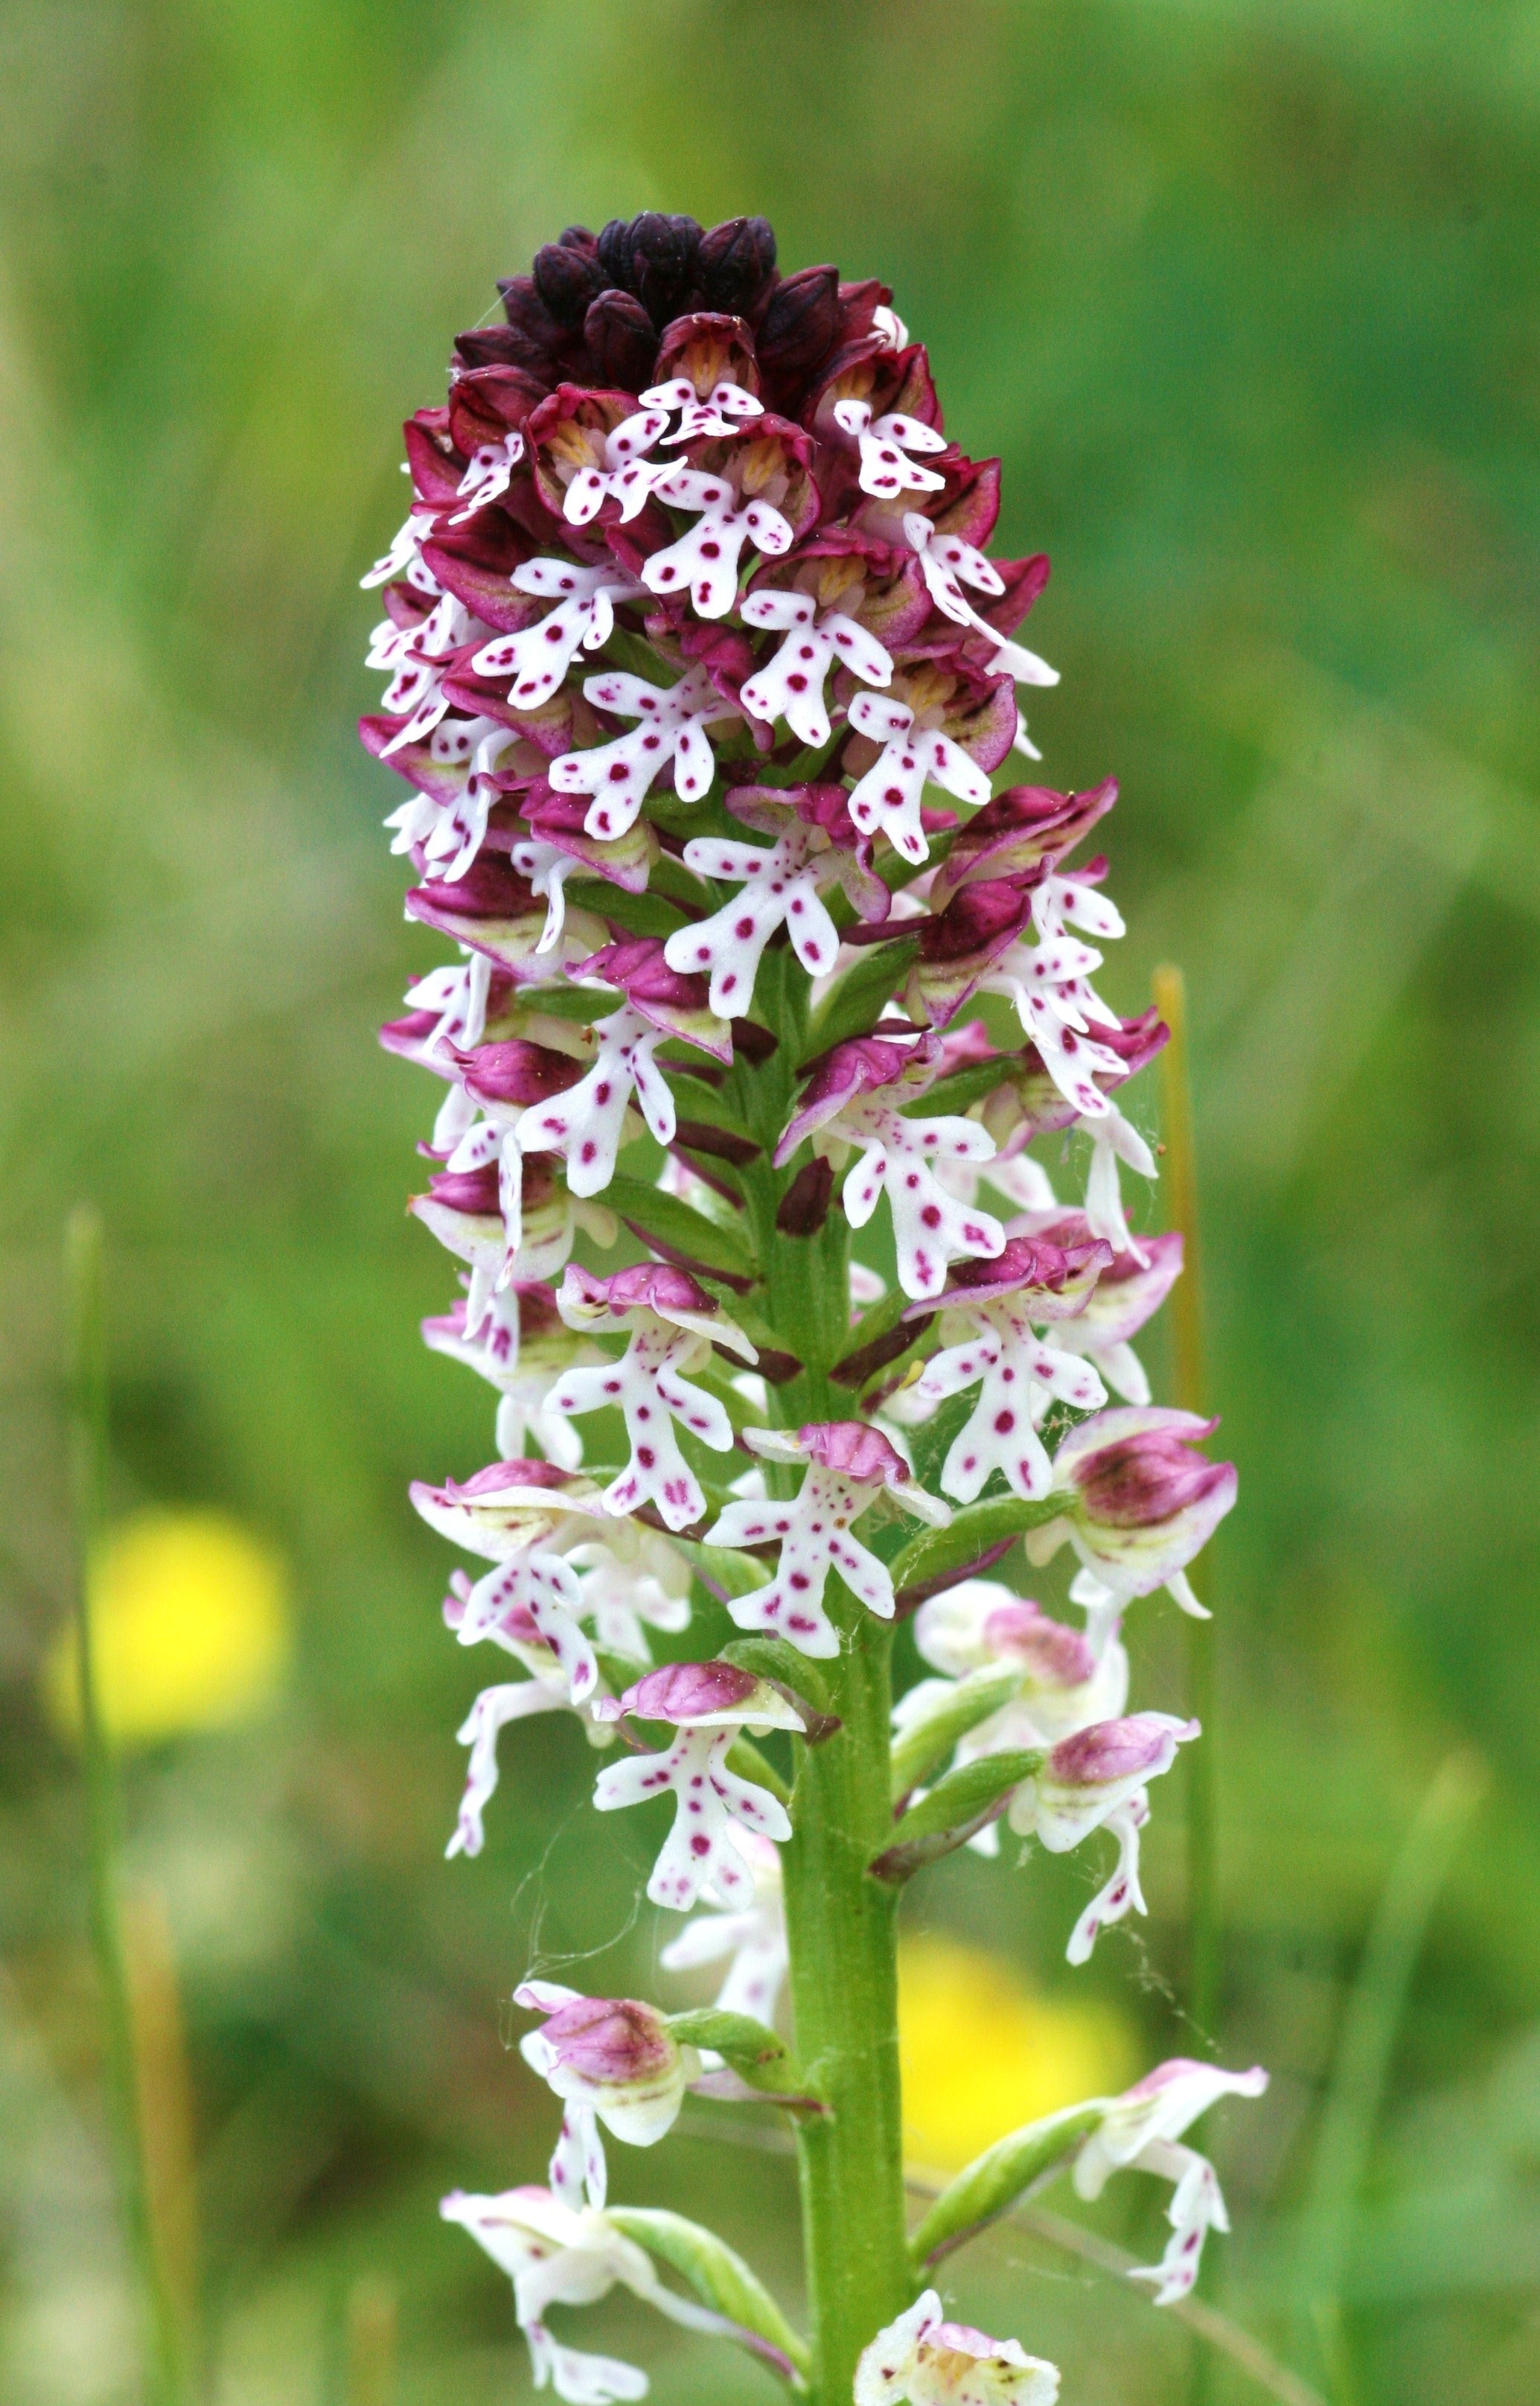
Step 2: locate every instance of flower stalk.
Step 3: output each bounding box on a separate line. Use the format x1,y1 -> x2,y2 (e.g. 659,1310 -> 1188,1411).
66,1207 -> 193,2406
362,213 -> 1263,2406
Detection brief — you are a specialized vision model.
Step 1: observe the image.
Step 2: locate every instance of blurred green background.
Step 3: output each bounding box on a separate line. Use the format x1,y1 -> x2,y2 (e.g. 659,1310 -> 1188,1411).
3,3 -> 1539,2402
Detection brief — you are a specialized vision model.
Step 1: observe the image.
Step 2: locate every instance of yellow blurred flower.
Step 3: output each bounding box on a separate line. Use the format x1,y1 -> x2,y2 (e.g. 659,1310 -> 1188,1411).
43,1510 -> 291,1746
898,1933 -> 1137,2174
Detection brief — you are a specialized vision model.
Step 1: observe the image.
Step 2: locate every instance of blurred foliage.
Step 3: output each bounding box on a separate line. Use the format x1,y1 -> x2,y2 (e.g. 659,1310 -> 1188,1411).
2,2 -> 1539,2402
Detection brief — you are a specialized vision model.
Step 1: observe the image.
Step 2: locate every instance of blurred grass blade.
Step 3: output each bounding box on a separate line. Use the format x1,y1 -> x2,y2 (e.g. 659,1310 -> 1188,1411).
124,1888 -> 202,2384
1152,963 -> 1221,2055
1292,1750 -> 1488,2384
346,2274 -> 397,2406
66,1205 -> 192,2406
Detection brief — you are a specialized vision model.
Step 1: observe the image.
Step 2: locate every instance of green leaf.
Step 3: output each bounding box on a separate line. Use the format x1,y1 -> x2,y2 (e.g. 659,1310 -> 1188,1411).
604,1175 -> 755,1281
721,1636 -> 832,1717
888,1495 -> 1066,1608
671,1534 -> 770,1604
889,1664 -> 1026,1802
907,1056 -> 1018,1119
605,2206 -> 811,2384
901,1389 -> 980,1493
906,2103 -> 1106,2268
803,936 -> 921,1058
665,2008 -> 814,2097
868,1748 -> 1043,1883
566,879 -> 691,939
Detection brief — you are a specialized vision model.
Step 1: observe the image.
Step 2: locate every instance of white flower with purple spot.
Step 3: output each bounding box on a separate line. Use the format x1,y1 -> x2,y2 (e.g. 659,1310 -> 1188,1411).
1024,1405 -> 1237,1616
560,403 -> 678,525
447,1671 -> 607,1862
549,663 -> 740,839
551,1264 -> 756,1532
845,690 -> 993,865
450,427 -> 528,522
854,2291 -> 1059,2406
410,1461 -> 611,1703
441,2183 -> 740,2405
659,1830 -> 787,2024
1006,1711 -> 1198,1963
776,1035 -> 1006,1302
903,511 -> 1059,691
738,587 -> 893,745
704,1421 -> 949,1660
642,374 -> 764,444
832,396 -> 948,500
592,1662 -> 801,1912
517,1982 -> 700,2210
470,559 -> 645,712
904,1234 -> 1114,1502
1073,2059 -> 1270,2303
639,468 -> 793,619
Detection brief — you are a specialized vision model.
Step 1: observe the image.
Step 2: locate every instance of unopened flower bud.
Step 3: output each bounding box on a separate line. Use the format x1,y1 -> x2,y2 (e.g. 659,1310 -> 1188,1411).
583,288 -> 658,391
697,214 -> 779,316
517,1985 -> 699,2146
532,240 -> 608,328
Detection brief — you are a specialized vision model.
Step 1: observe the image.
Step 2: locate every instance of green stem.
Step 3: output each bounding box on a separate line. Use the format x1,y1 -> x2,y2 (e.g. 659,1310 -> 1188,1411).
66,1207 -> 191,2406
782,1608 -> 914,2406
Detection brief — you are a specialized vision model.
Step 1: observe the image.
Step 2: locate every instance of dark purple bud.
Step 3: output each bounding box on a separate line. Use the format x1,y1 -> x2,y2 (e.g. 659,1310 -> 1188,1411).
697,215 -> 779,315
578,935 -> 709,1012
495,274 -> 572,374
453,325 -> 552,377
532,240 -> 608,328
776,1156 -> 834,1236
539,1994 -> 676,2084
939,1234 -> 1112,1307
424,1162 -> 501,1215
622,211 -> 703,325
582,288 -> 658,391
918,880 -> 1033,966
459,1039 -> 584,1109
555,225 -> 598,257
409,858 -> 537,923
731,1017 -> 779,1065
755,264 -> 840,380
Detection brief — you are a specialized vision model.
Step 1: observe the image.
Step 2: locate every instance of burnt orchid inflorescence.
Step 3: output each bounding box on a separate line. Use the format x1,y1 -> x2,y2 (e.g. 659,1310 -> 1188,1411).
363,210 -> 1261,2406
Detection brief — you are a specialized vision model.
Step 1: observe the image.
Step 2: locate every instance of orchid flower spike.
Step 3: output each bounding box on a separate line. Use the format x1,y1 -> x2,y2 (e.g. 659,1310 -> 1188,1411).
592,1661 -> 801,1912
855,2291 -> 1059,2406
517,1982 -> 700,2209
705,1422 -> 949,1659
